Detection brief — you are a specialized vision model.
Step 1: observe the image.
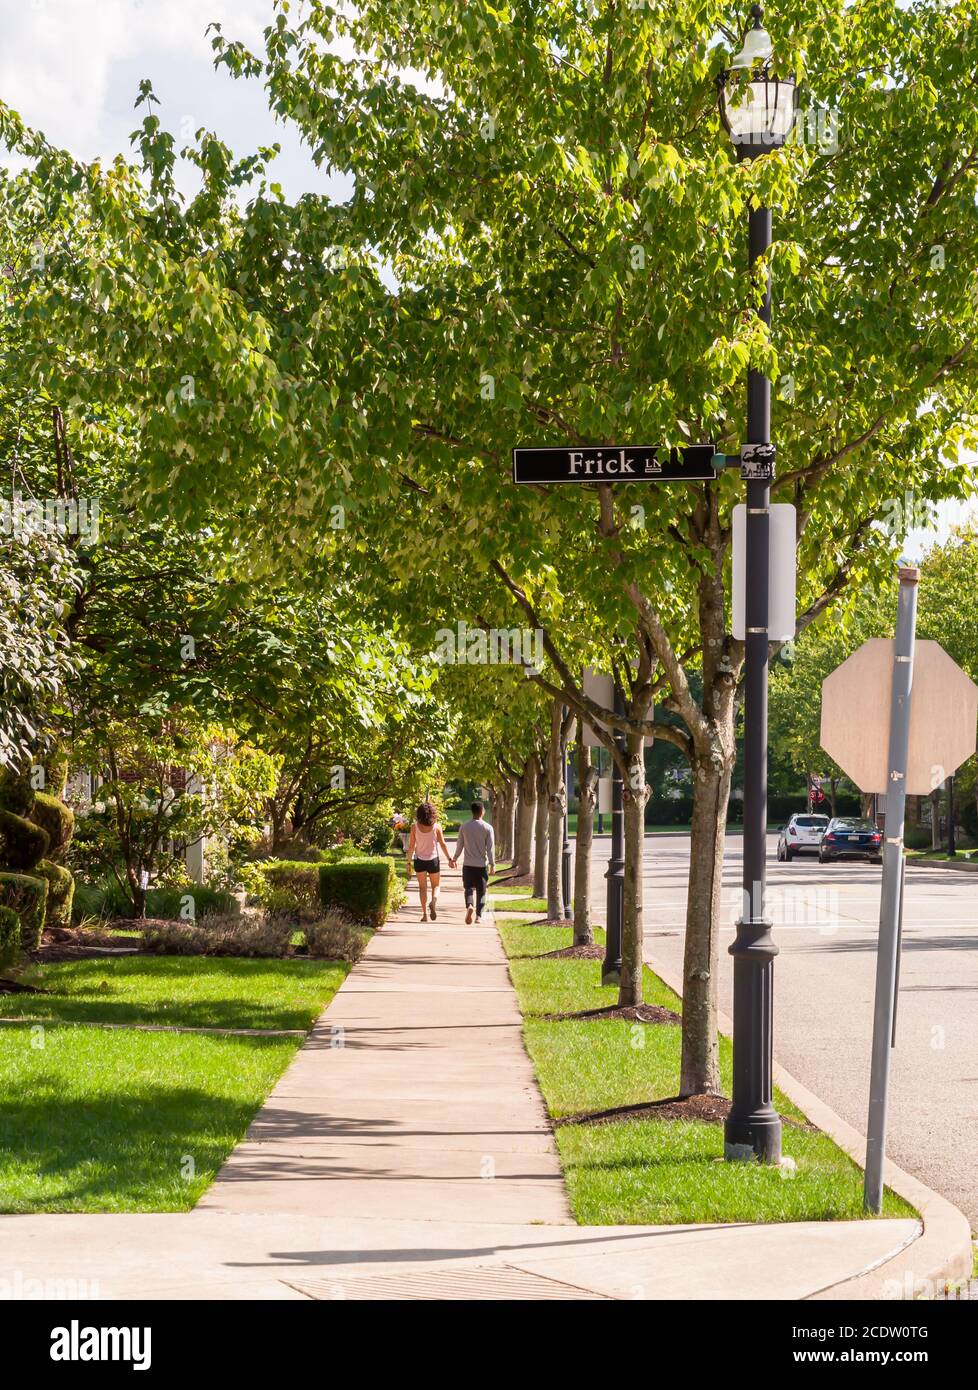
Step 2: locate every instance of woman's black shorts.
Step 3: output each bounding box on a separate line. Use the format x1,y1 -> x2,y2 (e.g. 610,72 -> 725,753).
413,857 -> 440,874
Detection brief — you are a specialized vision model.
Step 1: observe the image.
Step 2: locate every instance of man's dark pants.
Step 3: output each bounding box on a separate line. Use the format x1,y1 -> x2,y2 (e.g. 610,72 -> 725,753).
462,865 -> 489,917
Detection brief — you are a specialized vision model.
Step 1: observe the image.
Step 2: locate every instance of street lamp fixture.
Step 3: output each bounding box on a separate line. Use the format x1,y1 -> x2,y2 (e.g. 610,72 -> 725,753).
717,6 -> 797,160
717,4 -> 797,1166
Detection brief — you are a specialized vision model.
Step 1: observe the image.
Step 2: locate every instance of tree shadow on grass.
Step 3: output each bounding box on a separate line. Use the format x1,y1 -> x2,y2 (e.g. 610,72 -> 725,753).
0,1036 -> 294,1212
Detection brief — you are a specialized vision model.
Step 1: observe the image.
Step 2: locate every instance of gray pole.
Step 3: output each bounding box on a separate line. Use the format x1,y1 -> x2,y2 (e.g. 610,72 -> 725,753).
602,687 -> 625,986
947,775 -> 956,857
864,565 -> 919,1213
724,203 -> 781,1164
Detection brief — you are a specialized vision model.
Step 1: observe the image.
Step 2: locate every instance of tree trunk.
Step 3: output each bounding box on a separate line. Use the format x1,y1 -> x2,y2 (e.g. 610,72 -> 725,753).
513,758 -> 536,875
931,789 -> 941,849
679,745 -> 732,1097
828,776 -> 837,817
493,781 -> 508,861
573,741 -> 597,945
533,758 -> 548,899
546,702 -> 568,920
619,729 -> 647,1007
508,778 -> 522,861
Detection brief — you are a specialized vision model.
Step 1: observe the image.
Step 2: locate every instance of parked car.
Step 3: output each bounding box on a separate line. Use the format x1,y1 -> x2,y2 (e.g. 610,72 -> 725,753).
818,817 -> 883,864
776,813 -> 829,861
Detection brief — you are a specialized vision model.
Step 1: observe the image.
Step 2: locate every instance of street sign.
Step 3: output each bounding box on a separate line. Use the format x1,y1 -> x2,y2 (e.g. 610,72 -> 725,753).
512,444 -> 718,485
731,502 -> 797,642
740,442 -> 776,481
820,639 -> 978,795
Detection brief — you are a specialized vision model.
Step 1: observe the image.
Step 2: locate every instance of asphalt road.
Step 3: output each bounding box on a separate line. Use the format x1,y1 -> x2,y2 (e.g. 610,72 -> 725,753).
586,832 -> 978,1230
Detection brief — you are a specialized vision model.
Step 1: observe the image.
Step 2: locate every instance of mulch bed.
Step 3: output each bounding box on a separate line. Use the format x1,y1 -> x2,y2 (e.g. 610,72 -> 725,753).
541,1001 -> 682,1024
558,1093 -> 733,1128
490,872 -> 535,889
510,942 -> 602,960
27,924 -> 154,964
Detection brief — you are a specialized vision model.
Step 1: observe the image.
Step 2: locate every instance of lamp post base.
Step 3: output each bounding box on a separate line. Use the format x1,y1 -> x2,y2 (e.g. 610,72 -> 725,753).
723,1110 -> 782,1164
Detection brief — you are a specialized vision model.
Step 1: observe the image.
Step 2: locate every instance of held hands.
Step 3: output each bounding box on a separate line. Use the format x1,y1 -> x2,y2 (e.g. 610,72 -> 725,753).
449,857 -> 457,869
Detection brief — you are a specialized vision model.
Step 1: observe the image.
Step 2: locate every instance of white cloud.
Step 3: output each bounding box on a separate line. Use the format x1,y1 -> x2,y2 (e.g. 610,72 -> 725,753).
1,0 -> 346,199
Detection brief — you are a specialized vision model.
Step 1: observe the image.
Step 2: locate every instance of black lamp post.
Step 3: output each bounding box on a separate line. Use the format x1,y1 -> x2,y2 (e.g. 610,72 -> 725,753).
718,5 -> 797,1164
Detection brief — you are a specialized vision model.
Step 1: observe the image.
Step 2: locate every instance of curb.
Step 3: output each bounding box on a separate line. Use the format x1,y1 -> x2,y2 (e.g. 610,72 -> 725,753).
906,856 -> 978,873
650,956 -> 973,1301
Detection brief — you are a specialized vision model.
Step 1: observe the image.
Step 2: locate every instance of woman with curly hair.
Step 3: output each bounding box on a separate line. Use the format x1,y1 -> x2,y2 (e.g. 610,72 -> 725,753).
406,800 -> 451,922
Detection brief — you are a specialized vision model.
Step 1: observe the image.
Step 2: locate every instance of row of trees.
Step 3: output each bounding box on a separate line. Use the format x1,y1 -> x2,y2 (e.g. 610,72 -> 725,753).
2,0 -> 976,1089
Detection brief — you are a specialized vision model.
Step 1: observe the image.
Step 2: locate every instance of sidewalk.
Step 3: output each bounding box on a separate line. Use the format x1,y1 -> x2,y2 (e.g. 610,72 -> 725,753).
0,868 -> 967,1300
196,872 -> 571,1225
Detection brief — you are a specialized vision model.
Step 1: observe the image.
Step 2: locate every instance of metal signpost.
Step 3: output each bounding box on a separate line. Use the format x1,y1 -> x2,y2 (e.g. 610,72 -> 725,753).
864,568 -> 918,1214
820,568 -> 978,1212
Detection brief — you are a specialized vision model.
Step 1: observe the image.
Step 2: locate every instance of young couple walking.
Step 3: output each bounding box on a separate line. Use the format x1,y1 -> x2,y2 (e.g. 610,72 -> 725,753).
406,800 -> 495,924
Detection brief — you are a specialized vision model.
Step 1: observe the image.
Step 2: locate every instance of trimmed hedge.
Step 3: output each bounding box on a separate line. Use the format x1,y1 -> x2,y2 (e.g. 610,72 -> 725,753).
29,792 -> 75,862
33,859 -> 75,928
260,861 -> 322,913
97,880 -> 236,921
0,871 -> 48,951
0,766 -> 35,816
0,903 -> 19,971
319,857 -> 396,928
0,808 -> 50,870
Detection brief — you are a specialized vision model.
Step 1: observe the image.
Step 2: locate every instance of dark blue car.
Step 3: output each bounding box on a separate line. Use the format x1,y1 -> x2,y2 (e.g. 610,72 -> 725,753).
818,817 -> 883,865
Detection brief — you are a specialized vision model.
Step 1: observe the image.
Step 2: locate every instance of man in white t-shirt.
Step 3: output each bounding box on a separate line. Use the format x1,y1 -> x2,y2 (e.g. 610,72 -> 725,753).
451,801 -> 495,924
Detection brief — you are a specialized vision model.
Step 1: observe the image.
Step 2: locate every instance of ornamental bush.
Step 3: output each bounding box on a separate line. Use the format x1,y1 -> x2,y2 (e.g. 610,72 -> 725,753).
0,808 -> 50,870
259,861 -> 322,914
29,792 -> 75,862
0,871 -> 48,951
33,859 -> 75,928
0,904 -> 19,971
305,911 -> 370,962
318,857 -> 395,928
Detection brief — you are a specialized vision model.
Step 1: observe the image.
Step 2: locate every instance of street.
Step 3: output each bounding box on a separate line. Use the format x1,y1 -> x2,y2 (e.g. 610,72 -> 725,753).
588,833 -> 978,1229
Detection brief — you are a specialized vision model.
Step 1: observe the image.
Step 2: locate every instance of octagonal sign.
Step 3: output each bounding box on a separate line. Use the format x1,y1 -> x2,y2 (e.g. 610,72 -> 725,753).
820,639 -> 978,795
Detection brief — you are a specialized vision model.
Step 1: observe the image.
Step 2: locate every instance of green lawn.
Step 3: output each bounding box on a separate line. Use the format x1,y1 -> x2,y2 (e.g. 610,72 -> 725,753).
0,954 -> 349,1212
0,1025 -> 300,1212
499,920 -> 914,1226
3,956 -> 349,1032
492,896 -> 547,914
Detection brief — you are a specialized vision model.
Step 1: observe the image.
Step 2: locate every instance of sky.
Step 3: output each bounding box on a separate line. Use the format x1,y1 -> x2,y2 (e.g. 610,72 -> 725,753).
1,0 -> 974,557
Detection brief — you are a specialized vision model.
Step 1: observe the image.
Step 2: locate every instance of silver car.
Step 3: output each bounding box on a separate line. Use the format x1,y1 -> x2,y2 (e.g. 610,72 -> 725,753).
776,813 -> 829,861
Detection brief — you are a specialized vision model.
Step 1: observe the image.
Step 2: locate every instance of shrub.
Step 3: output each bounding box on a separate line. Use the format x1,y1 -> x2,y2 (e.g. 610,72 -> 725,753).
360,821 -> 394,855
71,882 -> 108,924
0,871 -> 49,951
319,856 -> 395,928
305,911 -> 370,962
142,911 -> 292,958
259,861 -> 322,914
33,859 -> 75,928
0,808 -> 50,870
0,904 -> 19,971
318,841 -> 365,864
0,766 -> 35,816
904,823 -> 933,851
99,880 -> 235,921
29,793 -> 75,862
960,797 -> 977,841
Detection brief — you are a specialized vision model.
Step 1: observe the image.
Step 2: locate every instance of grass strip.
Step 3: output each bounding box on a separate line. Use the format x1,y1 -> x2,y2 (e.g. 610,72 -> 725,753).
499,919 -> 914,1226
